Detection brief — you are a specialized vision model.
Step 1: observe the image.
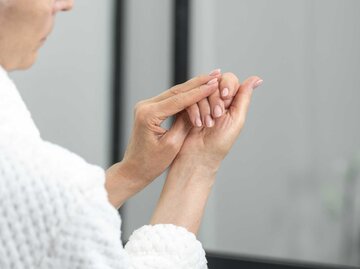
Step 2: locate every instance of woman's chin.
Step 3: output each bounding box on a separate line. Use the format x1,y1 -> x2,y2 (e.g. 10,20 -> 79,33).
16,52 -> 38,71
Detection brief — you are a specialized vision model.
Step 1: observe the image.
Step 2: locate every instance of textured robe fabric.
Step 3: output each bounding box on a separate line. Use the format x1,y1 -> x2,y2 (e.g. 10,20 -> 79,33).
0,65 -> 207,269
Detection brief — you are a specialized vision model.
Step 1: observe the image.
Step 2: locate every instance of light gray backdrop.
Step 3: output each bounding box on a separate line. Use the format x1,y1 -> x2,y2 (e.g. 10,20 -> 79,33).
10,0 -> 360,267
123,0 -> 360,267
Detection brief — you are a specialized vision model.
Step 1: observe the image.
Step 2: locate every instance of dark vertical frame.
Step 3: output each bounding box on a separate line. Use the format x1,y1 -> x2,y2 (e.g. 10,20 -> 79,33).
111,0 -> 125,165
112,0 -> 126,243
173,0 -> 190,85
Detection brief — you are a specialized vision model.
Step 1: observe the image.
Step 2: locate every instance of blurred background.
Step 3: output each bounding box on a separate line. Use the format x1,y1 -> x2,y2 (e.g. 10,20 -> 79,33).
10,0 -> 360,267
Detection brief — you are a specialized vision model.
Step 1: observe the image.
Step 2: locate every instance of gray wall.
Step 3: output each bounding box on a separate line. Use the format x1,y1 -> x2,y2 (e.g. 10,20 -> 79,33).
123,0 -> 360,267
12,0 -> 359,266
10,0 -> 113,169
191,0 -> 360,266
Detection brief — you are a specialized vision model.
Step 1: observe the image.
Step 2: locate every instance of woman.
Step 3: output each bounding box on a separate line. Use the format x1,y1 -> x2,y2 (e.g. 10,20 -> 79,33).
0,0 -> 263,268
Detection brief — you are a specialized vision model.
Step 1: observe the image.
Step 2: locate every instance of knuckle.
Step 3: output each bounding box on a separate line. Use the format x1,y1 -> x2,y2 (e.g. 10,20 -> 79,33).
169,94 -> 184,110
181,74 -> 208,89
210,91 -> 221,100
224,72 -> 237,80
134,101 -> 143,114
134,101 -> 151,121
177,80 -> 187,88
223,72 -> 239,85
195,74 -> 204,82
192,74 -> 207,85
169,86 -> 181,96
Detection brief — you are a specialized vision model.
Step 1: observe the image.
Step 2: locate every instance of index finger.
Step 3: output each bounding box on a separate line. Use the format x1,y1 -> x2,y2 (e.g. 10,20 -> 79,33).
155,79 -> 220,119
148,69 -> 221,104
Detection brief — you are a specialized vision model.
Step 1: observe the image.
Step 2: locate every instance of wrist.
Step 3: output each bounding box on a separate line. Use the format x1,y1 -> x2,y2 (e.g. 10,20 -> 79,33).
150,155 -> 218,234
174,151 -> 221,179
169,155 -> 218,196
105,161 -> 147,208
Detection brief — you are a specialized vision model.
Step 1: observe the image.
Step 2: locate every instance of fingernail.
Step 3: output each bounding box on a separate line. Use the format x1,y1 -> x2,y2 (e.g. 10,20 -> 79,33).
222,87 -> 229,97
207,78 -> 218,85
214,105 -> 222,118
253,79 -> 263,89
205,115 -> 214,127
209,68 -> 221,76
195,117 -> 202,127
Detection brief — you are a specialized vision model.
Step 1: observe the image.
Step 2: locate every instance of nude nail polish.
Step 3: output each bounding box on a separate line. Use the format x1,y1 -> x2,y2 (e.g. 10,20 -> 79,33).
195,117 -> 203,127
207,78 -> 218,85
205,115 -> 214,127
214,105 -> 222,118
209,68 -> 221,76
222,88 -> 229,97
254,79 -> 263,89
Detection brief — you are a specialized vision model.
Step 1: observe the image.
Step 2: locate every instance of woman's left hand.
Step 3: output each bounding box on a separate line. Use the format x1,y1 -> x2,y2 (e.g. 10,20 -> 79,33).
150,74 -> 263,234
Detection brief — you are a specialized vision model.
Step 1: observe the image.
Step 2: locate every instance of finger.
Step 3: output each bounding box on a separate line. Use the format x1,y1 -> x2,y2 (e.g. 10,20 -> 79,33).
219,72 -> 240,101
174,69 -> 221,94
208,88 -> 225,119
161,111 -> 192,150
223,98 -> 233,109
198,98 -> 214,128
230,76 -> 263,123
186,104 -> 203,127
149,69 -> 221,103
156,79 -> 219,119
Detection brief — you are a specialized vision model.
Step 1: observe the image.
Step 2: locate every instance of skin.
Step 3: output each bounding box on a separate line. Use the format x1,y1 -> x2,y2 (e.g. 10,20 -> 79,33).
105,73 -> 222,207
0,0 -> 73,70
121,75 -> 263,234
0,0 -> 263,235
0,0 -> 223,126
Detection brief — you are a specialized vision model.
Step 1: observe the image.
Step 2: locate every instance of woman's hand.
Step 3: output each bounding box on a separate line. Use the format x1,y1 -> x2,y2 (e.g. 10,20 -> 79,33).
105,70 -> 222,208
178,74 -> 263,172
186,69 -> 225,128
185,71 -> 251,129
150,74 -> 263,234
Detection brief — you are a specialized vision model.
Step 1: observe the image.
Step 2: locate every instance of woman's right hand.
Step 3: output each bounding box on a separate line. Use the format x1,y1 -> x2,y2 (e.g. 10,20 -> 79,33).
105,70 -> 222,208
178,75 -> 263,171
150,74 -> 263,234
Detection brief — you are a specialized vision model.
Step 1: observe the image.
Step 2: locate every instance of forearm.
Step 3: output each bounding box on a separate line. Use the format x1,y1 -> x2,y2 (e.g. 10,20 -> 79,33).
105,161 -> 147,209
150,154 -> 218,235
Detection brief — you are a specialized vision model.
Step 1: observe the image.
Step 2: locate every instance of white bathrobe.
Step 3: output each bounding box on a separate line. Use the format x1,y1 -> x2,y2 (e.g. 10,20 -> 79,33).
0,65 -> 207,269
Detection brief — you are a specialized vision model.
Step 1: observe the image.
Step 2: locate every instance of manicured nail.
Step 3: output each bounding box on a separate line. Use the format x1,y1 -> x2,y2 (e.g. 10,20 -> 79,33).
222,88 -> 229,97
214,105 -> 222,118
254,79 -> 263,89
207,78 -> 218,85
209,68 -> 221,76
205,115 -> 214,127
195,117 -> 202,127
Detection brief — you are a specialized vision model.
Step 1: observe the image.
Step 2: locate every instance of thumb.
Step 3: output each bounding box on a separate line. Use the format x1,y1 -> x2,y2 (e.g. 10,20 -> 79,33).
161,112 -> 192,152
230,76 -> 263,123
156,79 -> 219,120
